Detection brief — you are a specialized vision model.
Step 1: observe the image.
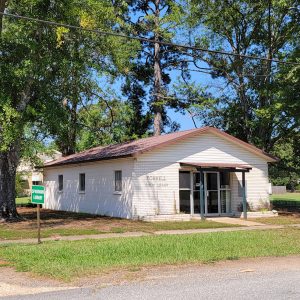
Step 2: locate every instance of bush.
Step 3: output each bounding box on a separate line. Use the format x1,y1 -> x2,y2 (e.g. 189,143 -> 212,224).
15,173 -> 29,197
237,201 -> 253,212
270,200 -> 300,212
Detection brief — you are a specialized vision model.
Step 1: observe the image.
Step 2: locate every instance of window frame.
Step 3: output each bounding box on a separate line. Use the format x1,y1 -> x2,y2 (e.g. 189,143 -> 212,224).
58,174 -> 63,192
114,170 -> 122,193
79,173 -> 86,193
179,171 -> 191,190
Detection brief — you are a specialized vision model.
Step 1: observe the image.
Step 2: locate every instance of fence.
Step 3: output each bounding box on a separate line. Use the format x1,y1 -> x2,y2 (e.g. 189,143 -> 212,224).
272,186 -> 286,194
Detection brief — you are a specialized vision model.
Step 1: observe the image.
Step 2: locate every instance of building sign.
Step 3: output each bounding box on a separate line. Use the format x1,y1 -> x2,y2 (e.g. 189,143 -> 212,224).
31,185 -> 45,204
145,175 -> 168,188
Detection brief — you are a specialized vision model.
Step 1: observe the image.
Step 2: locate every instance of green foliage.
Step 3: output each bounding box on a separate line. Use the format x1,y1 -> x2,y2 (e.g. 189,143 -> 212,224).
269,135 -> 300,188
0,0 -> 141,159
185,0 -> 300,185
0,0 -> 299,196
15,173 -> 29,197
76,96 -> 135,151
1,229 -> 299,280
187,0 -> 299,147
123,0 -> 187,134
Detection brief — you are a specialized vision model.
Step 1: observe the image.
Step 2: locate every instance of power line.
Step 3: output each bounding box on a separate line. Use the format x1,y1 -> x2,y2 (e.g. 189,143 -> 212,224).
176,67 -> 273,78
1,12 -> 300,66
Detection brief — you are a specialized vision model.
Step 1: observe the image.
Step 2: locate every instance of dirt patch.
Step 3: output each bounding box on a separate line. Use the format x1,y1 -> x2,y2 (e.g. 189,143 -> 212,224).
0,260 -> 10,266
1,207 -> 153,234
0,267 -> 66,287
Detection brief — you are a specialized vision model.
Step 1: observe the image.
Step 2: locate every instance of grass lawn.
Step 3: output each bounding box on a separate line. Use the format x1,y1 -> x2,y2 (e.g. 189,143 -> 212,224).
271,193 -> 300,201
0,228 -> 299,281
15,197 -> 31,205
0,207 -> 238,240
252,215 -> 300,225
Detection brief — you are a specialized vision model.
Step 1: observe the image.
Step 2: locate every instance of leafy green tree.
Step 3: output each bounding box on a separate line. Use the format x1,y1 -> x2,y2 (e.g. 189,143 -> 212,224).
269,45 -> 300,187
76,94 -> 136,151
122,67 -> 152,138
38,1 -> 138,156
0,0 -> 57,219
187,0 -> 299,151
269,135 -> 300,189
126,0 -> 185,135
0,0 -> 137,220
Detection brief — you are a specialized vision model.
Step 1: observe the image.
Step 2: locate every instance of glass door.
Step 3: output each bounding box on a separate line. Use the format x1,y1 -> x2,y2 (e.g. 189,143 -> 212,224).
205,172 -> 219,215
220,172 -> 231,214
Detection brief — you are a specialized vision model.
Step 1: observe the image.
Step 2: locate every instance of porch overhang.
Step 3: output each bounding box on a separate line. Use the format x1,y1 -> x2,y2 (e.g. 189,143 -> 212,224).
179,161 -> 250,220
179,162 -> 252,172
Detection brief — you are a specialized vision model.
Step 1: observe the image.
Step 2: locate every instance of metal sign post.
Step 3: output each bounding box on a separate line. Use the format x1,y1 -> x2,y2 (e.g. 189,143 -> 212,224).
31,185 -> 45,244
37,204 -> 41,243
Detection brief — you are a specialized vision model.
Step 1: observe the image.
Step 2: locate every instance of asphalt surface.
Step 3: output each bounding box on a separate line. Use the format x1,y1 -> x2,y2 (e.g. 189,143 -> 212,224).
2,256 -> 300,300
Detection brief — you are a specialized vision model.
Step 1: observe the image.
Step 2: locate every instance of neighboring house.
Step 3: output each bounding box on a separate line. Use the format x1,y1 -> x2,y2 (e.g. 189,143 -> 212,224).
17,150 -> 62,195
43,127 -> 277,220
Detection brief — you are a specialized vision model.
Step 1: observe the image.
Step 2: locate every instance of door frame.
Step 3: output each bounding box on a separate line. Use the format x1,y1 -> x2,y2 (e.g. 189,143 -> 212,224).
204,171 -> 221,216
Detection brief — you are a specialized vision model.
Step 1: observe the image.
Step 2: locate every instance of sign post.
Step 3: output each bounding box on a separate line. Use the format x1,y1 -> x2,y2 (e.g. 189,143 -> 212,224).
31,185 -> 45,244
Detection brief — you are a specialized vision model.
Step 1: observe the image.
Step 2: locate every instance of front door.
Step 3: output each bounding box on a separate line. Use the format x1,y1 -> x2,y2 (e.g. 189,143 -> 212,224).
180,170 -> 231,216
205,172 -> 220,215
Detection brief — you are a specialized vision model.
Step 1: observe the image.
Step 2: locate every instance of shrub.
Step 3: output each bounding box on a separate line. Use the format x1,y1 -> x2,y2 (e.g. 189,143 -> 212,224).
237,201 -> 253,212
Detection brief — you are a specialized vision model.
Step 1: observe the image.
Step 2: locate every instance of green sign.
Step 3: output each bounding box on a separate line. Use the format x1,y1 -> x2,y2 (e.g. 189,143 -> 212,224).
31,185 -> 45,204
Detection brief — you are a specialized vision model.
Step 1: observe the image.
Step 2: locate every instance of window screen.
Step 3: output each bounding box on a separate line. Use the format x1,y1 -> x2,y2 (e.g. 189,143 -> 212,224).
115,170 -> 122,192
79,173 -> 85,192
58,175 -> 63,191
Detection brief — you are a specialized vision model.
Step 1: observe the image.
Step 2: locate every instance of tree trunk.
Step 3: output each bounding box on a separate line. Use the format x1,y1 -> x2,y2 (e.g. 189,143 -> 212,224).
153,0 -> 163,136
0,143 -> 20,221
0,153 -> 8,220
0,0 -> 7,34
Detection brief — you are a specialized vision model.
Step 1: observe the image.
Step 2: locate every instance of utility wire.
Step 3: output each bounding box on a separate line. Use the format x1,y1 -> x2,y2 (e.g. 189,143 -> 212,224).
1,12 -> 300,66
176,67 -> 273,77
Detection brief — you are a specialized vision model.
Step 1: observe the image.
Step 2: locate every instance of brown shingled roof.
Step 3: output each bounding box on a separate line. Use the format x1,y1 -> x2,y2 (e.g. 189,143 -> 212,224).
43,127 -> 277,168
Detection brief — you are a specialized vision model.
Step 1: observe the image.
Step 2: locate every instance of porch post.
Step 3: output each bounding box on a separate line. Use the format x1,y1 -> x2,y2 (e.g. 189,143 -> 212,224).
199,169 -> 205,220
242,171 -> 247,219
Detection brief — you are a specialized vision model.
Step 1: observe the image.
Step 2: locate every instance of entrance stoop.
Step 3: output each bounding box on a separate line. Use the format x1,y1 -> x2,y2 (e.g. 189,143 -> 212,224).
141,214 -> 192,222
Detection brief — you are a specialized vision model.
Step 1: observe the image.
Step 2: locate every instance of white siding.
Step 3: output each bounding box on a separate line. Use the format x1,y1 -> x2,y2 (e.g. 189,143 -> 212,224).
132,161 -> 180,217
44,131 -> 270,219
132,132 -> 270,217
44,158 -> 134,218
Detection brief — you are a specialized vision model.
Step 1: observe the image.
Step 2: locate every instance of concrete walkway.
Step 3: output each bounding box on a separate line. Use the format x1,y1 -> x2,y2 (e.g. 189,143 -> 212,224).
208,217 -> 267,227
0,224 -> 284,245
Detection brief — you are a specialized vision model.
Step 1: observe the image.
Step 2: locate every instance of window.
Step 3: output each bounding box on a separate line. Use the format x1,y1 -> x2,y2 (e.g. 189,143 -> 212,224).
58,175 -> 63,191
115,170 -> 122,192
179,171 -> 191,213
79,173 -> 85,192
179,171 -> 191,189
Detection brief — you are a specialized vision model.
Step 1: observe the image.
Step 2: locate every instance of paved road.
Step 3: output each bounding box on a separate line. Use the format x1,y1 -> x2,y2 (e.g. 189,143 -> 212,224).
2,256 -> 300,300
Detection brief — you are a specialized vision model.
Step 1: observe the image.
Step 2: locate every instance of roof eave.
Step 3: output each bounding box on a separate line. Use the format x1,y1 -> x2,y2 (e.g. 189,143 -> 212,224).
41,153 -> 134,168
